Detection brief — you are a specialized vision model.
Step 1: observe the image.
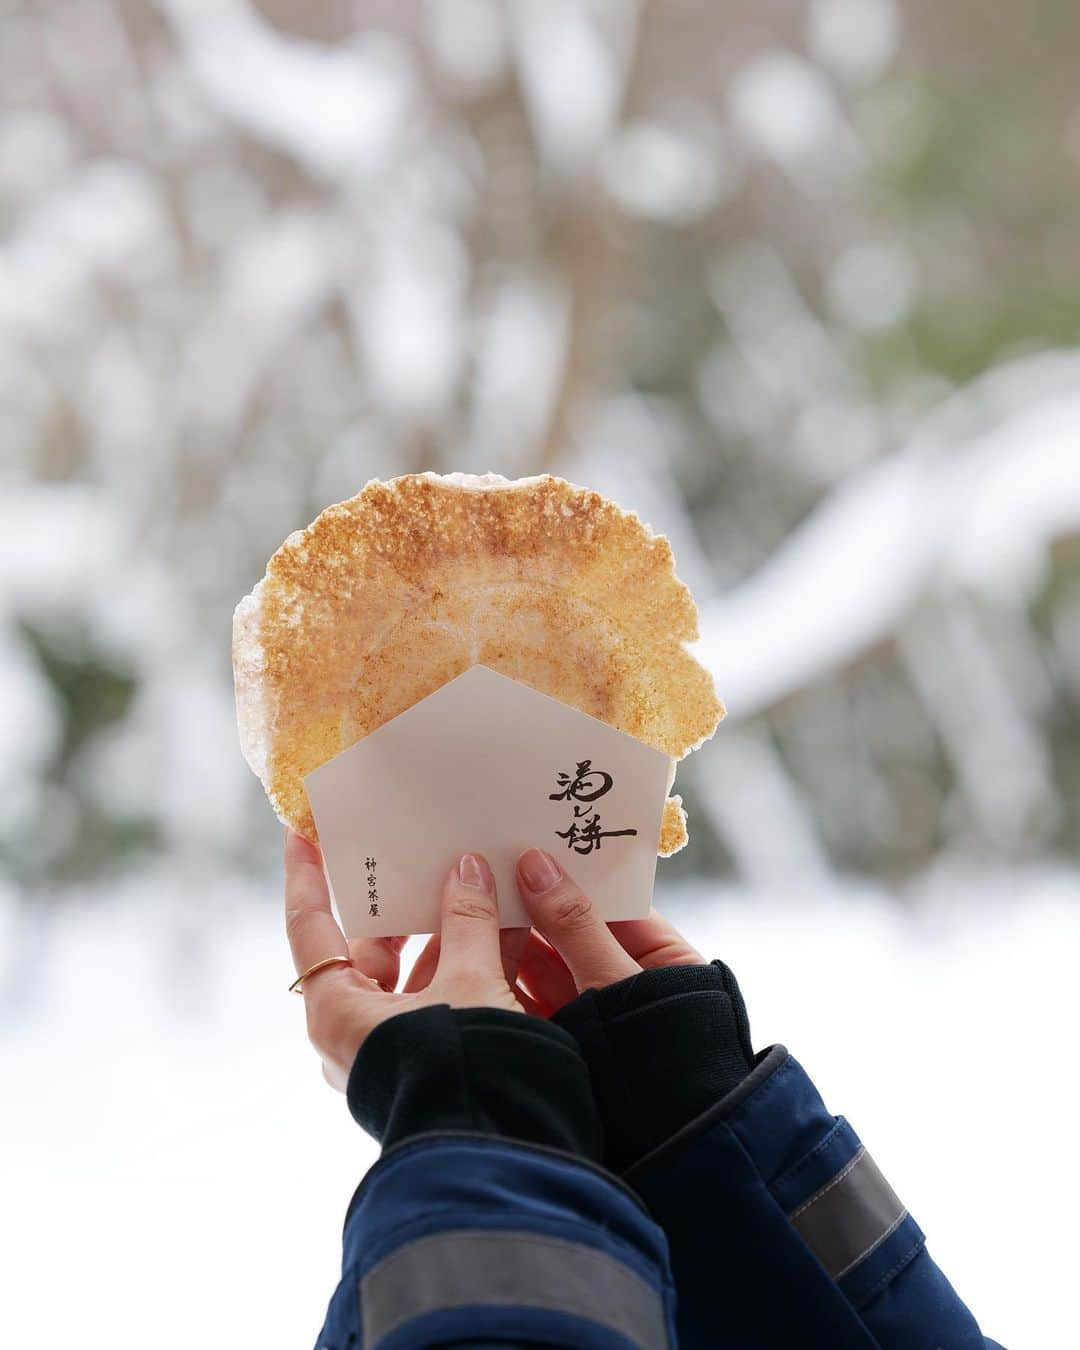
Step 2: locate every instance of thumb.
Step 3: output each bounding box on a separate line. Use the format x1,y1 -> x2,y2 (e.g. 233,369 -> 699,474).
436,853 -> 502,977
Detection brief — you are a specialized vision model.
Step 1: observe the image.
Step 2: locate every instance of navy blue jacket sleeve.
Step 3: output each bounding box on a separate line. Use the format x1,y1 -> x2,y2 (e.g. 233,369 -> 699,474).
313,1005 -> 679,1349
625,1045 -> 1004,1350
317,1135 -> 678,1349
553,963 -> 1002,1349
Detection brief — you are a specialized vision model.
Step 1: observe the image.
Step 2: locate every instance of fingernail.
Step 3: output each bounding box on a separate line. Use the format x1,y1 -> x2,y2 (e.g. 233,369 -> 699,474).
458,853 -> 490,889
518,848 -> 561,893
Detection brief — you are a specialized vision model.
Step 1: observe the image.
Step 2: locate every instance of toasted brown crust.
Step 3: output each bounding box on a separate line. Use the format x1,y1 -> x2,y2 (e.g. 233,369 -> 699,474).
233,472 -> 723,850
658,796 -> 689,857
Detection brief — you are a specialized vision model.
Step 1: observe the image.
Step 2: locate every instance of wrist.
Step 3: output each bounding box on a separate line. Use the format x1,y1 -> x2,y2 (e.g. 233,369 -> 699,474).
552,960 -> 755,1172
347,1003 -> 604,1161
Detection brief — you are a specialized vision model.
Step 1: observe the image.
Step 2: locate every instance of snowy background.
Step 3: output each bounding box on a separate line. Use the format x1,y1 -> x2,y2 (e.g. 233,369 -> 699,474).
3,2 -> 1079,1347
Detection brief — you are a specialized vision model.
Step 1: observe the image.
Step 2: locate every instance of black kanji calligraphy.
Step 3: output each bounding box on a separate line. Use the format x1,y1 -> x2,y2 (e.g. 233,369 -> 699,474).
550,759 -> 637,855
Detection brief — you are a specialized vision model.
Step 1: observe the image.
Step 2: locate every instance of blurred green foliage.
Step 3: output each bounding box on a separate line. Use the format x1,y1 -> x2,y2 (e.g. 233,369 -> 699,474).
2,621 -> 159,888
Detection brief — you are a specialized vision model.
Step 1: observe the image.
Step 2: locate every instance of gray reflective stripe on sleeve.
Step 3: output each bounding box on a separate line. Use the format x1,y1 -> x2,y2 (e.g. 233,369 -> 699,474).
359,1228 -> 670,1349
788,1145 -> 908,1280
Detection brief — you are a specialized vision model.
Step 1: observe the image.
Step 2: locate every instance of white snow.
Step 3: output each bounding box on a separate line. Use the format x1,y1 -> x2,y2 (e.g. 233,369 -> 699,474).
694,353 -> 1080,720
729,51 -> 853,166
1,867 -> 1074,1349
154,0 -> 413,181
807,0 -> 902,86
692,449 -> 937,719
603,120 -> 726,224
508,0 -> 632,176
0,483 -> 124,613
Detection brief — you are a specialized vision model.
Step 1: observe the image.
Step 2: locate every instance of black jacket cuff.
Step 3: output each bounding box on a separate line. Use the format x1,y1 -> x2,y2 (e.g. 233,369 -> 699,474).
347,1004 -> 604,1161
552,960 -> 754,1173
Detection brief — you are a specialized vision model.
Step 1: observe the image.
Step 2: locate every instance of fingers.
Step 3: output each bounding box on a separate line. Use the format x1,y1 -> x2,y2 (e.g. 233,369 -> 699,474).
284,829 -> 351,1000
347,934 -> 408,992
608,910 -> 704,968
515,848 -> 639,992
436,853 -> 502,976
516,908 -> 702,1012
517,931 -> 579,1014
406,905 -> 526,995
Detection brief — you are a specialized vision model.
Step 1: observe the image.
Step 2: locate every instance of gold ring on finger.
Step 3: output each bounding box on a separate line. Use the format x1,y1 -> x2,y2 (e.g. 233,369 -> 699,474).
288,955 -> 352,994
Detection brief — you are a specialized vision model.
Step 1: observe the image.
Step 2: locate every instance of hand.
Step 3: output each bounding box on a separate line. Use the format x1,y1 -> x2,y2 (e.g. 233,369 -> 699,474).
284,830 -> 532,1090
512,847 -> 704,1015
